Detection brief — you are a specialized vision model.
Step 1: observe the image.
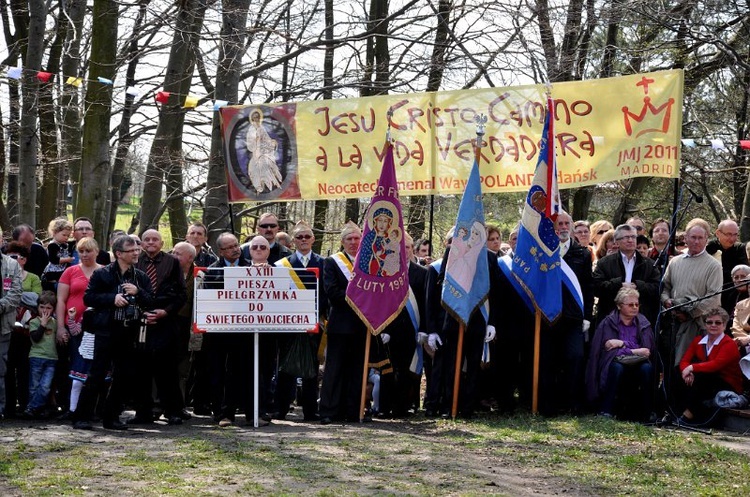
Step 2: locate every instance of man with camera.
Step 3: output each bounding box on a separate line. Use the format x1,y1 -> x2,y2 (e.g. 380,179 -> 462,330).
72,235 -> 154,430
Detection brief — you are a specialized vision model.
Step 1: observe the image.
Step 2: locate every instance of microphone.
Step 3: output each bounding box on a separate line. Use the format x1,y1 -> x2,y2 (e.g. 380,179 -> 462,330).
685,185 -> 703,203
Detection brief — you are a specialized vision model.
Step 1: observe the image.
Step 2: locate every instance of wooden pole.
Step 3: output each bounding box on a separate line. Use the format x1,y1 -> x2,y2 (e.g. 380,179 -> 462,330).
451,323 -> 465,420
359,330 -> 373,422
532,310 -> 541,414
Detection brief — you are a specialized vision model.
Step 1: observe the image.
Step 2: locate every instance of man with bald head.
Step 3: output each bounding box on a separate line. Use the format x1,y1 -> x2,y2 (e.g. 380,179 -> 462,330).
131,229 -> 187,425
706,219 -> 748,316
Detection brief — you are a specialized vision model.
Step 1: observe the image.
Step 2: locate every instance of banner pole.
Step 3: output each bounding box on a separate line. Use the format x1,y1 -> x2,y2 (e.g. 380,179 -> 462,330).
451,323 -> 465,420
359,330 -> 372,422
532,310 -> 541,414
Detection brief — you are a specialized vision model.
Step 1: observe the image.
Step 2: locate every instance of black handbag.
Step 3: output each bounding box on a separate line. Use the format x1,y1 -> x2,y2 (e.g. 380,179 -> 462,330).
279,335 -> 317,379
614,354 -> 648,366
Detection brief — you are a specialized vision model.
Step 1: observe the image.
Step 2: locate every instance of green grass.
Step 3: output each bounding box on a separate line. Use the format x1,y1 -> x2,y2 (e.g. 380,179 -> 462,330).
0,415 -> 748,496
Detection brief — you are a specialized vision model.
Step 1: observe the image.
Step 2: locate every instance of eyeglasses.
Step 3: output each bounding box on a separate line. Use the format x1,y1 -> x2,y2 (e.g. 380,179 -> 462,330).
705,320 -> 724,326
597,230 -> 607,235
634,226 -> 644,231
251,245 -> 268,250
719,231 -> 738,237
616,235 -> 637,241
622,302 -> 640,308
8,254 -> 20,259
120,248 -> 140,253
74,227 -> 93,232
295,234 -> 312,240
259,223 -> 278,229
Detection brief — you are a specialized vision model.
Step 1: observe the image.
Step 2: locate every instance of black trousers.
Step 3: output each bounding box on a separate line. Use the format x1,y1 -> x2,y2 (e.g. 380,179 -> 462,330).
73,326 -> 135,424
319,332 -> 366,420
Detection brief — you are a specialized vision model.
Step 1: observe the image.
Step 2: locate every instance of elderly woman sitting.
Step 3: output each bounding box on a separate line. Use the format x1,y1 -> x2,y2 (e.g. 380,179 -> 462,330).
678,307 -> 744,424
586,287 -> 656,420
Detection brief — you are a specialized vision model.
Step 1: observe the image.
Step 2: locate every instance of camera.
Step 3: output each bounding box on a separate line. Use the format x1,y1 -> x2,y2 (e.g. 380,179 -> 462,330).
122,294 -> 139,321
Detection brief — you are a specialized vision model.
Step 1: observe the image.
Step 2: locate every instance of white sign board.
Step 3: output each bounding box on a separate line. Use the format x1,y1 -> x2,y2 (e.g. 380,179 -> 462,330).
194,266 -> 319,332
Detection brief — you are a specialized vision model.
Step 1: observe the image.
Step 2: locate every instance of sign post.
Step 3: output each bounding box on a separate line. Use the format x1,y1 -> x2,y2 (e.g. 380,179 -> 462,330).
193,265 -> 319,427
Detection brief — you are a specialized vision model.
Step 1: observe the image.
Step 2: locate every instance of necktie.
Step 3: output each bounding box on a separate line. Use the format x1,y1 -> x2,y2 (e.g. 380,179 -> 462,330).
301,255 -> 308,267
147,259 -> 158,291
560,243 -> 568,258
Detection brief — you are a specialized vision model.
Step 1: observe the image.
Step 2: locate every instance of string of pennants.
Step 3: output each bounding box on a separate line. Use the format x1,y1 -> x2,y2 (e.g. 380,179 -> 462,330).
3,65 -> 230,111
5,65 -> 750,146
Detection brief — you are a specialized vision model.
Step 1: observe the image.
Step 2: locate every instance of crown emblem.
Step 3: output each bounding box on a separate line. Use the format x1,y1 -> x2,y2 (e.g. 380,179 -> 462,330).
621,76 -> 675,138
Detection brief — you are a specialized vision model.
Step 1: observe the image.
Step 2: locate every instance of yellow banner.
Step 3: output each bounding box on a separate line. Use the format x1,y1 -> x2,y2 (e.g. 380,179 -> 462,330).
220,70 -> 682,201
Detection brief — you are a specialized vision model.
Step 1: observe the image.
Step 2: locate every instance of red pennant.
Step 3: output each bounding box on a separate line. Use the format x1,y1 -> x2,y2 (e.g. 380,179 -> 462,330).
740,140 -> 750,150
155,91 -> 171,104
36,72 -> 53,82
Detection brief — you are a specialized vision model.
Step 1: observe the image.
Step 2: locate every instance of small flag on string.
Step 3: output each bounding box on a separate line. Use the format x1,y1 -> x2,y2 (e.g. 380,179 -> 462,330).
37,72 -> 53,82
65,76 -> 83,87
125,86 -> 140,97
213,100 -> 228,111
183,95 -> 199,109
97,77 -> 114,85
739,140 -> 750,150
680,139 -> 696,148
7,67 -> 22,80
155,91 -> 171,104
710,139 -> 726,150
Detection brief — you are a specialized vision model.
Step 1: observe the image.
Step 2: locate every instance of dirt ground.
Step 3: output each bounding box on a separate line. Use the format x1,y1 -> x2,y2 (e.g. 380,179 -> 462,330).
0,407 -> 595,496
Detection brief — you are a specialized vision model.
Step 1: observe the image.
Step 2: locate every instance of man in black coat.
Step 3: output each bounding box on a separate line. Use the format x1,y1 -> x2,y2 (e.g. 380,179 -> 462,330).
273,221 -> 327,421
203,233 -> 257,427
131,229 -> 187,425
593,224 -> 661,326
319,222 -> 367,424
72,235 -> 154,430
538,212 -> 593,416
706,219 -> 748,317
375,233 -> 427,418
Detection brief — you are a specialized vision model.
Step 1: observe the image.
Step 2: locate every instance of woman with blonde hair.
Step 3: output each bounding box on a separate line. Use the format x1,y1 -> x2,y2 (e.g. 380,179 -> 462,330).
594,229 -> 617,260
590,220 -> 614,247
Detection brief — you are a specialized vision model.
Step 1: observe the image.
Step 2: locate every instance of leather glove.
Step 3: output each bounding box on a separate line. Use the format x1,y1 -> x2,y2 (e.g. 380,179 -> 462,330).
582,319 -> 591,333
380,333 -> 390,344
485,325 -> 496,342
416,332 -> 428,345
427,333 -> 442,351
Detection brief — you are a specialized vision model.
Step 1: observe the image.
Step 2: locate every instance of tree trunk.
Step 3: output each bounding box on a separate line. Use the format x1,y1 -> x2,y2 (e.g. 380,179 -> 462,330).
17,0 -> 47,227
0,105 -> 13,232
77,0 -> 118,238
139,0 -> 207,238
61,0 -> 87,217
312,0 -> 334,254
204,0 -> 252,246
107,0 -> 150,244
37,3 -> 67,227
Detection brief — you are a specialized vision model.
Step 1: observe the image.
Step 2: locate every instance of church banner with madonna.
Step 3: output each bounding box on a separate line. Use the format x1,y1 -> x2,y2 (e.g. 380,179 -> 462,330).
219,70 -> 683,202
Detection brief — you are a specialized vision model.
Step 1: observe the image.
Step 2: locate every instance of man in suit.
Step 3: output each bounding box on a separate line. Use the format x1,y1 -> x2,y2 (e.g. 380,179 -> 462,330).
319,222 -> 367,424
538,211 -> 594,416
273,221 -> 327,421
204,232 -> 258,427
376,232 -> 427,418
130,229 -> 188,425
593,224 -> 661,326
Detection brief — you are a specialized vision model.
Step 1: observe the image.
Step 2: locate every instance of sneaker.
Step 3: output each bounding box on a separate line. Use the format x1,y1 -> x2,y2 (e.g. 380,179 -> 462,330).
218,418 -> 232,427
166,416 -> 183,426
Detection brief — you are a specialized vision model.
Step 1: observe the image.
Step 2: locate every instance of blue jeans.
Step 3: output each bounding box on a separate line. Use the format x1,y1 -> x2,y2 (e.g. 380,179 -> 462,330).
28,357 -> 57,411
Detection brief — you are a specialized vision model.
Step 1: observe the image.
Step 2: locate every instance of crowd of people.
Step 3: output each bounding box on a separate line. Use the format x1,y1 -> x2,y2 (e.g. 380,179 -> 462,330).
1,211 -> 749,431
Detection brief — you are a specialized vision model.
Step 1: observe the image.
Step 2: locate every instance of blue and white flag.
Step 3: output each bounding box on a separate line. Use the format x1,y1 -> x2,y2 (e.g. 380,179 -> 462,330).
512,97 -> 563,323
441,152 -> 489,326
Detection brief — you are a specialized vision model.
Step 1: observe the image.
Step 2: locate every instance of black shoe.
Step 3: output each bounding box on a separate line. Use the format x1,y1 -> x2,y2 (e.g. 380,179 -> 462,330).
303,414 -> 320,422
56,410 -> 73,422
127,415 -> 154,425
320,417 -> 333,425
167,416 -> 183,426
260,413 -> 272,423
73,420 -> 93,430
192,405 -> 212,416
178,409 -> 192,421
271,412 -> 286,421
103,420 -> 128,430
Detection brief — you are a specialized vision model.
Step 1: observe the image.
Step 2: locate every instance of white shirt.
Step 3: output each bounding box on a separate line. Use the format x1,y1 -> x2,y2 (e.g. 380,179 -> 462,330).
620,251 -> 636,283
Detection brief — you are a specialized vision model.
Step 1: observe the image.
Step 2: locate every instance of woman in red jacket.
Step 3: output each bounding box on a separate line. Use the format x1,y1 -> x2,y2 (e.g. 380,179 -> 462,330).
679,307 -> 743,424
